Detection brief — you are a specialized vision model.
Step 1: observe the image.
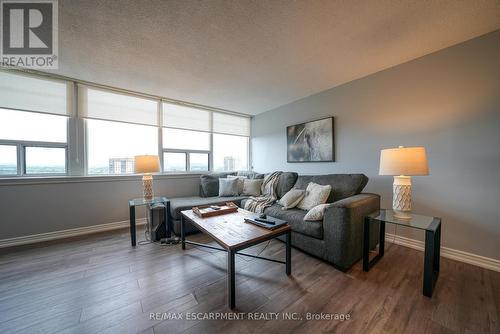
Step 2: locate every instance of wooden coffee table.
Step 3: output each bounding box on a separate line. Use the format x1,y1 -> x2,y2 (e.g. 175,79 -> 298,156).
180,208 -> 292,309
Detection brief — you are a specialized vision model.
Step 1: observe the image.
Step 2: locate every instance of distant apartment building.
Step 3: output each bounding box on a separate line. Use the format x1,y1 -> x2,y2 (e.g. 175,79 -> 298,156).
109,158 -> 135,174
223,156 -> 235,171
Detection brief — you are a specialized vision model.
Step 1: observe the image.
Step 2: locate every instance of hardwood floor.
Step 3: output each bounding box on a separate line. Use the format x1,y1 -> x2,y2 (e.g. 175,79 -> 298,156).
0,227 -> 498,334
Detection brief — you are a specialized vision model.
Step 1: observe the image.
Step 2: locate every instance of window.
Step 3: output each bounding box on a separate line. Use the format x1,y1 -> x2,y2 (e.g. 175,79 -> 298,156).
163,152 -> 186,172
0,70 -> 251,178
212,112 -> 250,171
161,102 -> 211,172
0,109 -> 68,175
86,119 -> 157,175
80,86 -> 159,175
213,134 -> 249,172
0,145 -> 17,175
25,147 -> 66,174
189,153 -> 209,171
0,72 -> 70,176
0,108 -> 67,143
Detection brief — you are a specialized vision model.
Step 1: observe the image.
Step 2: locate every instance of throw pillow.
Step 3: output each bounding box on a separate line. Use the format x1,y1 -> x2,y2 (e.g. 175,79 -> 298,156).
297,182 -> 332,211
228,175 -> 246,194
304,204 -> 330,221
242,179 -> 263,196
200,172 -> 235,197
219,178 -> 240,197
278,189 -> 306,210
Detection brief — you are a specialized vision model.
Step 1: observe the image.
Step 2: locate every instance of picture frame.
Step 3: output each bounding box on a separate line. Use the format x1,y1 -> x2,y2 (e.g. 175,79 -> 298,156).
286,117 -> 335,162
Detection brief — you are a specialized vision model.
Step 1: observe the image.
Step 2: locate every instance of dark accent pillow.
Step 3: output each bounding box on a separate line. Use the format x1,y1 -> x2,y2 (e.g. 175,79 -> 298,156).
276,172 -> 299,199
200,172 -> 236,197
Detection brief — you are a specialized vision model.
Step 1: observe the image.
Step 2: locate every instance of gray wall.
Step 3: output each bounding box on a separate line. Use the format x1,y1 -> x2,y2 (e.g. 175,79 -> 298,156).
252,31 -> 500,260
0,176 -> 200,240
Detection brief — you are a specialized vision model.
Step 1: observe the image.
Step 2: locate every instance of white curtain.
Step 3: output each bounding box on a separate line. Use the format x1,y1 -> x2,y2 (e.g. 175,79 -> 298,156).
79,85 -> 158,126
162,102 -> 211,132
0,71 -> 72,116
213,112 -> 250,136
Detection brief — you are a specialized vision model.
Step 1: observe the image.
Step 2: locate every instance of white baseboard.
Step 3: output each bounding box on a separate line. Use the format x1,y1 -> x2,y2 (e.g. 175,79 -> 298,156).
385,233 -> 500,273
0,218 -> 147,249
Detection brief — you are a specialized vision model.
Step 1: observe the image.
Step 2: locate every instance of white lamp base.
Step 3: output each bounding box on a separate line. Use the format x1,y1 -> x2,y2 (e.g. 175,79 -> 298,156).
142,173 -> 154,200
392,175 -> 412,220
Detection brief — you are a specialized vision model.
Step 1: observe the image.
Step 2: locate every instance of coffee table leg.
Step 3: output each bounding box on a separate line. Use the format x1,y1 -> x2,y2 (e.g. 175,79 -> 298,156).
181,215 -> 185,250
228,250 -> 235,309
286,230 -> 291,275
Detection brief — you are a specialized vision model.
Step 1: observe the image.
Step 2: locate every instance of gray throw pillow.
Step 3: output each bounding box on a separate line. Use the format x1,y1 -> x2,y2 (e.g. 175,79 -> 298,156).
200,172 -> 235,197
219,178 -> 240,197
242,179 -> 263,196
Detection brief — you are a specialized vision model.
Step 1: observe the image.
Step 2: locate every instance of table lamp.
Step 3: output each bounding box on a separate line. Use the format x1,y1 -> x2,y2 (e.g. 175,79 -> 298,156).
134,155 -> 160,200
379,146 -> 429,220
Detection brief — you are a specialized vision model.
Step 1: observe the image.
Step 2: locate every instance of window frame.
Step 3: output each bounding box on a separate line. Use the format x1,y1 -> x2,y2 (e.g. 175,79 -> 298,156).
162,148 -> 211,173
84,118 -> 159,176
0,114 -> 69,177
211,132 -> 250,173
0,69 -> 251,179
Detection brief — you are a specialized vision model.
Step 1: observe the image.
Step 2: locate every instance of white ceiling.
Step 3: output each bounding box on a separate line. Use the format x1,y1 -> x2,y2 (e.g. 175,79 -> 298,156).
55,0 -> 500,115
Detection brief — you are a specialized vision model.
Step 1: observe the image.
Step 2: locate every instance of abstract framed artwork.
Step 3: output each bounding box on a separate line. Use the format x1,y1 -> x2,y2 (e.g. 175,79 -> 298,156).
286,117 -> 335,162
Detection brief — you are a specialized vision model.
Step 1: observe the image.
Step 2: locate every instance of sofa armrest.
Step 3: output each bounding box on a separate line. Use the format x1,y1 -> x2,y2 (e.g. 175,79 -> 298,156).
322,193 -> 381,269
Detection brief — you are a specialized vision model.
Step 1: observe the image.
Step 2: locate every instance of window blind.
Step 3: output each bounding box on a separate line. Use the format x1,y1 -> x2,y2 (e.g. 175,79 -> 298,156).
79,85 -> 158,126
0,71 -> 71,116
162,102 -> 211,132
213,112 -> 250,136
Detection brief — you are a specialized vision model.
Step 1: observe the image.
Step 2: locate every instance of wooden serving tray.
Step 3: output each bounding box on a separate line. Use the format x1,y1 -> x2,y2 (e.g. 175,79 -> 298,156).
192,202 -> 239,218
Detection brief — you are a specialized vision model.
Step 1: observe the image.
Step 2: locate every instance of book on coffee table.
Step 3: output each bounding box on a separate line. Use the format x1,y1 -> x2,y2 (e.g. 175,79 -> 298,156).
244,216 -> 288,230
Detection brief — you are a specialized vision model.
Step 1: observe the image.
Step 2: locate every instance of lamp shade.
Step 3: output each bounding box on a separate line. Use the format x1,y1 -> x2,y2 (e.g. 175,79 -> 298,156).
134,155 -> 160,174
379,146 -> 429,176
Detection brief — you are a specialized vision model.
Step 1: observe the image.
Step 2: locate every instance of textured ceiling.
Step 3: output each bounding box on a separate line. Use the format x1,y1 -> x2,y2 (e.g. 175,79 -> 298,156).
55,0 -> 500,115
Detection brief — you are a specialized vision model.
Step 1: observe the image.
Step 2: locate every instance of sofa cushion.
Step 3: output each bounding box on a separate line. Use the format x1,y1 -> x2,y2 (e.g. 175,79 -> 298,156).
200,172 -> 236,197
219,178 -> 240,196
276,172 -> 298,199
169,196 -> 248,220
242,179 -> 263,196
263,204 -> 323,239
293,174 -> 368,202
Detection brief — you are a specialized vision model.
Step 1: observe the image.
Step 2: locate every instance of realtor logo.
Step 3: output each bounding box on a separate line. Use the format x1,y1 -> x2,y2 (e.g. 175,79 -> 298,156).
1,0 -> 58,68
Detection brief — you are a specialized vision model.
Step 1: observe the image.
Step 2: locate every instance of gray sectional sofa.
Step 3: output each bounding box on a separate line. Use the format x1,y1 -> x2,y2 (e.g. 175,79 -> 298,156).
168,171 -> 380,271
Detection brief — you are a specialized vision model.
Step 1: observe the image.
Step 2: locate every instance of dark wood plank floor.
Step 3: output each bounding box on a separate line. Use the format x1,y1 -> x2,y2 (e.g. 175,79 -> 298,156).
0,226 -> 498,334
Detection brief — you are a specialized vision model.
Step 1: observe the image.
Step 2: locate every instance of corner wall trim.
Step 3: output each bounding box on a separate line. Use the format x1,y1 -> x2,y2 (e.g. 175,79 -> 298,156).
385,233 -> 500,273
0,219 -> 147,249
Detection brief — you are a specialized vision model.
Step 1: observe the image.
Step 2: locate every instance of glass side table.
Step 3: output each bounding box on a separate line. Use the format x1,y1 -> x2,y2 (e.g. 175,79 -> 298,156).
128,197 -> 170,246
363,209 -> 441,297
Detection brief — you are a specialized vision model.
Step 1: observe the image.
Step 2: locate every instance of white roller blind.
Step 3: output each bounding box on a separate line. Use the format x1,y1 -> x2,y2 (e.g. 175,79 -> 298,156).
213,112 -> 250,136
0,71 -> 71,116
162,102 -> 210,132
79,85 -> 158,126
